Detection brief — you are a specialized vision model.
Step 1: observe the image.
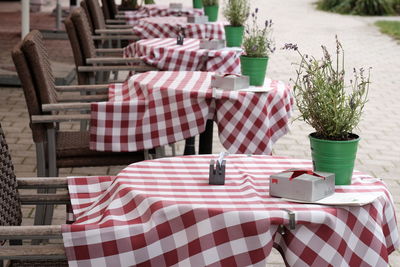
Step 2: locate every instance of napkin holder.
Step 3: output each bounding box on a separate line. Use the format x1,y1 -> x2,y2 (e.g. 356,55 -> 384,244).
169,3 -> 183,10
176,26 -> 185,45
209,160 -> 225,185
199,39 -> 225,50
269,169 -> 335,202
211,74 -> 250,90
187,15 -> 209,24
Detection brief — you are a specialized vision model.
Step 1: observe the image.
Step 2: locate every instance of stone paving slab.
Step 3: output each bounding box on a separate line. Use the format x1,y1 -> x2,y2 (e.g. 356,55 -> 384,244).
0,0 -> 399,265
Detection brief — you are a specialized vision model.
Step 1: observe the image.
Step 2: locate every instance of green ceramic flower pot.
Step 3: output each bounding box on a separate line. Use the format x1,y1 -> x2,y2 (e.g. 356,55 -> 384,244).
193,0 -> 203,8
309,133 -> 360,185
224,26 -> 244,47
240,56 -> 268,86
203,5 -> 219,22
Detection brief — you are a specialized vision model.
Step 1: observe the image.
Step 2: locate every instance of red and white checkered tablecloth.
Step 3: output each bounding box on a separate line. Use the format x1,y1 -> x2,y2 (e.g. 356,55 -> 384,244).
133,16 -> 225,40
62,155 -> 399,267
90,71 -> 293,154
124,5 -> 204,26
123,38 -> 241,73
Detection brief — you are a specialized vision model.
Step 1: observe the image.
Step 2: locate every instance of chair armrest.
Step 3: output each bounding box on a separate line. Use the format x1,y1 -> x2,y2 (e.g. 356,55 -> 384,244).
0,244 -> 66,260
0,225 -> 62,240
106,19 -> 126,24
58,94 -> 108,103
95,28 -> 134,34
92,34 -> 140,41
17,177 -> 68,189
55,84 -> 109,93
115,14 -> 125,19
86,57 -> 143,64
42,103 -> 91,112
78,64 -> 156,72
31,114 -> 91,123
106,24 -> 131,29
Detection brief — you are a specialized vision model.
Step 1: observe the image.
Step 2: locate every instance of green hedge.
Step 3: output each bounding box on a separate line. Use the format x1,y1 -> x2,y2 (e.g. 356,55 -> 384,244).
316,0 -> 400,15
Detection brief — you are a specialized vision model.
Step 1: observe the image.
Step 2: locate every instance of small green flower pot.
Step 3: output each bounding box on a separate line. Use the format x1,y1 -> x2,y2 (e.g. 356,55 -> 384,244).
224,25 -> 244,47
193,0 -> 203,8
240,56 -> 268,86
309,133 -> 360,185
203,5 -> 219,22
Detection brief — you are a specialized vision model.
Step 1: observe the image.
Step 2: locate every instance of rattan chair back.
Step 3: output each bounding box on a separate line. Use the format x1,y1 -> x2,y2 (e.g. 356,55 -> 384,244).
11,41 -> 49,144
0,123 -> 22,228
64,15 -> 93,85
101,0 -> 118,20
19,31 -> 58,105
85,0 -> 107,31
80,0 -> 95,35
70,8 -> 97,63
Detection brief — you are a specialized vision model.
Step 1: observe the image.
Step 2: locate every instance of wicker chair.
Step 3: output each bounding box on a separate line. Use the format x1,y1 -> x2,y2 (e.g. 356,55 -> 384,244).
101,0 -> 119,20
65,8 -> 155,84
82,0 -> 137,42
11,30 -> 147,227
0,122 -> 68,266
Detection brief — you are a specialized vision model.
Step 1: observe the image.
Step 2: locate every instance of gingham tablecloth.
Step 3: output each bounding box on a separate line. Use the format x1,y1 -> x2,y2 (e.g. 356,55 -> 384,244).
62,155 -> 399,267
90,71 -> 293,154
133,16 -> 225,40
124,5 -> 204,26
124,38 -> 241,73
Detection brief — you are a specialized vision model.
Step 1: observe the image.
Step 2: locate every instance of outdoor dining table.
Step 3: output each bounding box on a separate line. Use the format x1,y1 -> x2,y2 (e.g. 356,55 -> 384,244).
124,38 -> 242,73
122,4 -> 204,26
62,154 -> 399,266
89,71 -> 293,155
133,16 -> 225,40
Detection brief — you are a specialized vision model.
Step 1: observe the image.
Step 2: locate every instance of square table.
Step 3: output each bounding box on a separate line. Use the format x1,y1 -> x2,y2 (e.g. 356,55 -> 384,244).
124,38 -> 242,74
123,4 -> 204,26
90,71 -> 293,155
133,16 -> 225,40
62,155 -> 399,266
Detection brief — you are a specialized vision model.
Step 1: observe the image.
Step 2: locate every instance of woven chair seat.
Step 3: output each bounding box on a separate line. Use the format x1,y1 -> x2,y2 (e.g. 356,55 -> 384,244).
56,131 -> 144,168
10,259 -> 68,267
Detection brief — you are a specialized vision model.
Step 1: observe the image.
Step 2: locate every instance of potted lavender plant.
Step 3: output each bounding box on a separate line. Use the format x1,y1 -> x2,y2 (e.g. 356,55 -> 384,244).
284,38 -> 370,185
203,0 -> 219,22
222,0 -> 250,47
241,9 -> 275,86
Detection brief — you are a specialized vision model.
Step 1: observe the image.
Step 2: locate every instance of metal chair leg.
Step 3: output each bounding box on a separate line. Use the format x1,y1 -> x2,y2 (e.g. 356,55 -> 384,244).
32,142 -> 49,244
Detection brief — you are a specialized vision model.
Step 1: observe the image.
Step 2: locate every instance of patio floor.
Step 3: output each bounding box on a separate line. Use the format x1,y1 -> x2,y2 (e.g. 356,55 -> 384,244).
0,0 -> 399,265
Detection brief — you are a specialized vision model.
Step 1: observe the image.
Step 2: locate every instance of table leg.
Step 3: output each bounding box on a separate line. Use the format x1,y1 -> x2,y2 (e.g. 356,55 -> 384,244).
199,119 -> 213,154
184,137 -> 196,155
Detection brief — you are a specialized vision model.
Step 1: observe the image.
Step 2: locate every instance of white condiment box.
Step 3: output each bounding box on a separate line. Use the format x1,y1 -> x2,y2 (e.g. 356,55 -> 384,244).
199,39 -> 225,50
211,74 -> 250,91
169,3 -> 183,10
269,169 -> 335,202
187,15 -> 209,24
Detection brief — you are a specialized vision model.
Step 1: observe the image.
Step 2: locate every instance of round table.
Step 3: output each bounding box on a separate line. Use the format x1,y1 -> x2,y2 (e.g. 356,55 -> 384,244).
63,155 -> 399,267
124,38 -> 242,74
133,16 -> 225,40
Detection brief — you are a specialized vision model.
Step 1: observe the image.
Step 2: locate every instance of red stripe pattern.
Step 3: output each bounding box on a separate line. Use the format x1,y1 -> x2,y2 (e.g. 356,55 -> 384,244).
89,71 -> 293,154
133,16 -> 225,40
124,5 -> 204,26
62,155 -> 399,267
123,38 -> 241,73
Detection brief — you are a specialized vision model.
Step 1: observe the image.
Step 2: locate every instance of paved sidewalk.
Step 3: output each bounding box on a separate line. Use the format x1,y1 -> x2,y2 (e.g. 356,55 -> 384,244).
0,0 -> 399,265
